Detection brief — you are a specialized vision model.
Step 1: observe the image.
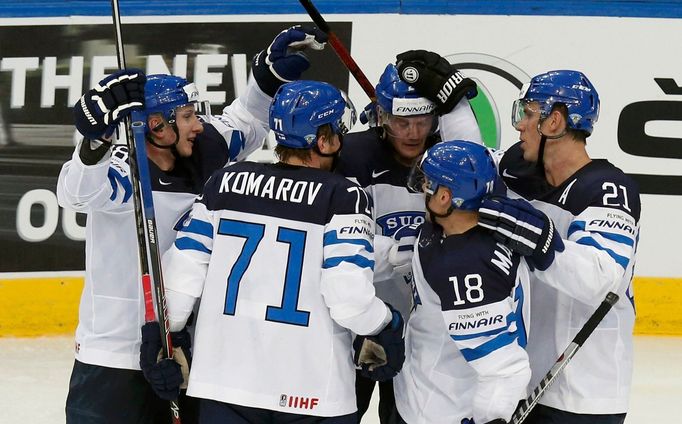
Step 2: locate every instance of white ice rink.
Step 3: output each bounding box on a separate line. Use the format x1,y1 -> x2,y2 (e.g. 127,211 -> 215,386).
1,335 -> 680,423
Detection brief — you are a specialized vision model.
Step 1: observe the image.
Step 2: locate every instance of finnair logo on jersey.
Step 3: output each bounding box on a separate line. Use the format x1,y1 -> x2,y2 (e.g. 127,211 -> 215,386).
279,394 -> 319,410
588,219 -> 636,236
449,314 -> 503,331
377,212 -> 425,237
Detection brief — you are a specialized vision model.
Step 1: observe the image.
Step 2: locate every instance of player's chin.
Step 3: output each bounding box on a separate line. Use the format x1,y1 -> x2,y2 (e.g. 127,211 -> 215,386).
178,139 -> 194,157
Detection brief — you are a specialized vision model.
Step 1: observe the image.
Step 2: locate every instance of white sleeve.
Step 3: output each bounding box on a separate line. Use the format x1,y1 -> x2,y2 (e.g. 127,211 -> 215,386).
438,98 -> 483,144
210,76 -> 271,162
57,141 -> 133,213
162,201 -> 215,331
320,212 -> 392,336
372,234 -> 396,282
534,205 -> 637,305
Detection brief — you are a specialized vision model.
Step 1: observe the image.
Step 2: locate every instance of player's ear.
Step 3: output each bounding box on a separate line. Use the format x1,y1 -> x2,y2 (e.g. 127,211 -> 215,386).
148,116 -> 166,135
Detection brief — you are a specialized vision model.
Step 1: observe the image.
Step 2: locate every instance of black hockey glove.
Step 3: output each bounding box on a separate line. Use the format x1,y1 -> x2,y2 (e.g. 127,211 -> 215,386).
478,196 -> 565,271
395,50 -> 477,115
353,304 -> 405,382
73,69 -> 145,140
252,25 -> 328,97
140,321 -> 192,401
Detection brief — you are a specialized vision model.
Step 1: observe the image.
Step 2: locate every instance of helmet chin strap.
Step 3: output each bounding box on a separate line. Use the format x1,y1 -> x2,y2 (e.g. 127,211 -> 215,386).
425,193 -> 454,223
146,122 -> 180,150
535,120 -> 566,170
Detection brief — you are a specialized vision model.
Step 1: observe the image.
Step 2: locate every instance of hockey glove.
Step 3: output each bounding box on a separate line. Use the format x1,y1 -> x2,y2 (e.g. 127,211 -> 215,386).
478,196 -> 565,271
359,102 -> 378,127
388,223 -> 421,268
395,50 -> 477,115
252,25 -> 328,97
353,304 -> 405,382
140,322 -> 192,400
73,69 -> 145,140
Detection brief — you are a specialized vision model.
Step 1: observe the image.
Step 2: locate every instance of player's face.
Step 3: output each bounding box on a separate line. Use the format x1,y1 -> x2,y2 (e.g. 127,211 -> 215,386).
174,105 -> 204,157
384,114 -> 435,166
514,101 -> 543,162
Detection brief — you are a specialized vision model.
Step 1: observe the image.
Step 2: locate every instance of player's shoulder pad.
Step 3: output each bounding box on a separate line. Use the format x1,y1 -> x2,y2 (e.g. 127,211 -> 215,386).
562,159 -> 641,220
336,128 -> 386,183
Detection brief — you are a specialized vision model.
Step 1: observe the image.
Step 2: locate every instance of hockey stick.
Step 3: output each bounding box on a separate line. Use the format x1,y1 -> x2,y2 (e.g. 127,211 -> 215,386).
510,291 -> 620,424
110,1 -> 181,422
298,0 -> 376,101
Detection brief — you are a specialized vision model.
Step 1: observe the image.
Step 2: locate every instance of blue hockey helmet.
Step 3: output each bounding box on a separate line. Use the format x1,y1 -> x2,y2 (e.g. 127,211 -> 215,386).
376,64 -> 436,117
144,74 -> 202,124
409,140 -> 497,211
512,70 -> 600,135
269,80 -> 356,149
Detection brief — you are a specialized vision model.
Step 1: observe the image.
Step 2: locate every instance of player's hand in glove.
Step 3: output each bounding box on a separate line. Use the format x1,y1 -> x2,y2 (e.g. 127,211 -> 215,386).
478,196 -> 565,271
461,419 -> 508,424
139,321 -> 192,400
353,304 -> 405,382
395,50 -> 477,115
73,69 -> 145,140
359,102 -> 378,127
388,223 -> 421,268
252,25 -> 328,97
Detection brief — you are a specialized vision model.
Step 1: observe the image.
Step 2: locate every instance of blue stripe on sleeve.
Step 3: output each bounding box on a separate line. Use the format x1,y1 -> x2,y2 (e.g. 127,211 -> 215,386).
175,237 -> 212,254
568,220 -> 634,247
323,255 -> 374,270
228,130 -> 245,161
576,236 -> 630,269
460,330 -> 518,362
107,168 -> 132,202
567,221 -> 585,238
181,219 -> 214,239
450,326 -> 507,341
323,231 -> 374,253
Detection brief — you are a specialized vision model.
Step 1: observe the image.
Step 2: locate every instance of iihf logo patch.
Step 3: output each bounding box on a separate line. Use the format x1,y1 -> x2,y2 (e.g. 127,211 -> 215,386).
279,394 -> 287,407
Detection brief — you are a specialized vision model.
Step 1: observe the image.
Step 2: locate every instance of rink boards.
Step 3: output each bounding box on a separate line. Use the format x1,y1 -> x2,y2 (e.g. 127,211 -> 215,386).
0,275 -> 681,337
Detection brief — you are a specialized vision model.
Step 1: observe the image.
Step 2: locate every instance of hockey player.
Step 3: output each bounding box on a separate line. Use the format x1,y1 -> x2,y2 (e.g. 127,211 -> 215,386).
57,26 -> 327,424
156,79 -> 405,423
399,53 -> 640,424
335,61 -> 481,423
393,140 -> 531,424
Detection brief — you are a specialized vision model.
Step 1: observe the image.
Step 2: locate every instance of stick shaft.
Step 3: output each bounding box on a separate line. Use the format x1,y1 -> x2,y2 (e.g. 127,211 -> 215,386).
298,0 -> 376,101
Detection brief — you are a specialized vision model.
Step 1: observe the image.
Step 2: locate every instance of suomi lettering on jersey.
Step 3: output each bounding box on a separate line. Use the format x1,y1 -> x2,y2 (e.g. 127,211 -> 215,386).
219,171 -> 323,205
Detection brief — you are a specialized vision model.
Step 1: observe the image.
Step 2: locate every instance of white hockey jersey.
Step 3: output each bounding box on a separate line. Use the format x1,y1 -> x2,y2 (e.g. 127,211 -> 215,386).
337,98 -> 482,319
394,222 -> 531,423
499,142 -> 641,414
161,161 -> 392,417
56,77 -> 271,370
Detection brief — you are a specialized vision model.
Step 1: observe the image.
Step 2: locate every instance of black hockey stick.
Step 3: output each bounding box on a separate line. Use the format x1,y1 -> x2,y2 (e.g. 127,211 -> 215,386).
298,0 -> 376,102
110,1 -> 181,422
510,291 -> 620,424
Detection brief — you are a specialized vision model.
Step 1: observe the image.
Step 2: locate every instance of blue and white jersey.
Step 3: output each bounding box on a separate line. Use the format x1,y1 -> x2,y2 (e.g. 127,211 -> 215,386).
499,142 -> 641,414
56,77 -> 270,370
161,161 -> 391,417
336,100 -> 482,320
394,222 -> 531,424
336,128 -> 427,318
